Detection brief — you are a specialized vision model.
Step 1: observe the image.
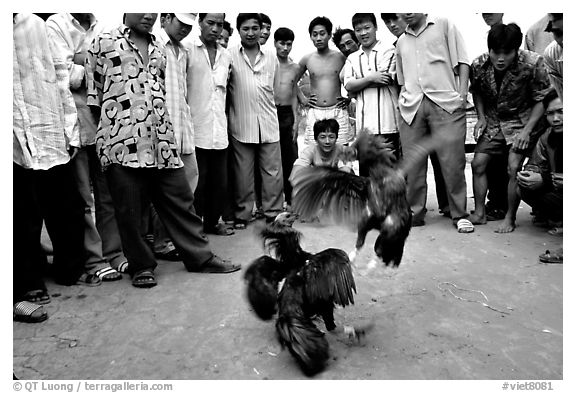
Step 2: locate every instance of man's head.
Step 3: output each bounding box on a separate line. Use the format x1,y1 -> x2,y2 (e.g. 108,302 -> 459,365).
162,13 -> 194,43
237,13 -> 262,49
259,13 -> 272,44
313,118 -> 339,154
352,13 -> 378,49
398,13 -> 426,30
333,28 -> 359,57
543,90 -> 562,133
218,20 -> 233,48
124,13 -> 158,35
482,13 -> 504,27
546,13 -> 563,47
274,27 -> 295,59
380,13 -> 407,38
487,23 -> 522,72
198,13 -> 225,46
308,16 -> 333,51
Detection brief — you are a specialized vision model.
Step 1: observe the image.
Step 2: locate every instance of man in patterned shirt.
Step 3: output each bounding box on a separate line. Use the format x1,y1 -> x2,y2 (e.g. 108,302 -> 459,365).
468,23 -> 551,233
86,13 -> 240,288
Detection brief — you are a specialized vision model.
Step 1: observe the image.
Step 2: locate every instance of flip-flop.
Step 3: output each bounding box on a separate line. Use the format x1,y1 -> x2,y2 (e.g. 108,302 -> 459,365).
94,266 -> 123,282
456,218 -> 475,233
115,261 -> 129,274
205,223 -> 235,236
547,227 -> 563,236
76,272 -> 102,287
539,249 -> 563,264
23,289 -> 50,305
13,301 -> 48,323
132,270 -> 157,288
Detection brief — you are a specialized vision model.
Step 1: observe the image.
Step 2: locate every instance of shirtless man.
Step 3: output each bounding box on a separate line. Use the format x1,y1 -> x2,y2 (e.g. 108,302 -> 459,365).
274,27 -> 300,209
296,16 -> 352,145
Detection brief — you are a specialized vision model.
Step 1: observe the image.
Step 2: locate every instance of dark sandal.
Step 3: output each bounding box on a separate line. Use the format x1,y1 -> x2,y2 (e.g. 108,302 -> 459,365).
94,266 -> 122,282
13,301 -> 48,323
76,272 -> 102,287
193,255 -> 241,274
205,223 -> 235,236
539,249 -> 563,264
132,270 -> 157,288
23,289 -> 50,305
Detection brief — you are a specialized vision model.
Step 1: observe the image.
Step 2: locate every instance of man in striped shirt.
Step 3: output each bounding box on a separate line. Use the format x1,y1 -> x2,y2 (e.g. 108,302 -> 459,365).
228,13 -> 284,228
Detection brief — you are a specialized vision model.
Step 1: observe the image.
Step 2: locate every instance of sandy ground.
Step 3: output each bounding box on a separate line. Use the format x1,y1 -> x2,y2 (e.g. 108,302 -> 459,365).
13,163 -> 563,380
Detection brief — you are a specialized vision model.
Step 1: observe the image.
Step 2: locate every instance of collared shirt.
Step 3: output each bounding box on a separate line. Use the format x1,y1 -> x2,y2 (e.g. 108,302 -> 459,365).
46,13 -> 103,146
543,40 -> 563,102
524,15 -> 554,55
13,13 -> 79,170
470,49 -> 551,144
86,24 -> 182,169
186,36 -> 232,150
156,29 -> 195,154
395,15 -> 469,125
228,43 -> 280,144
343,41 -> 399,134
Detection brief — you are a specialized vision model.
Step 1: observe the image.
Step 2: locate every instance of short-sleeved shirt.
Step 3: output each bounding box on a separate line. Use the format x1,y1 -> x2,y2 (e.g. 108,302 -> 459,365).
157,28 -> 195,154
543,41 -> 563,102
86,25 -> 182,169
228,43 -> 280,144
186,37 -> 232,150
343,41 -> 399,134
470,49 -> 551,144
395,16 -> 469,125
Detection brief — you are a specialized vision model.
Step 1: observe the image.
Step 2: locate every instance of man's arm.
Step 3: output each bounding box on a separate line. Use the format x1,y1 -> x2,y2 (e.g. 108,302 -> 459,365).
45,18 -> 86,90
513,101 -> 544,151
456,62 -> 470,107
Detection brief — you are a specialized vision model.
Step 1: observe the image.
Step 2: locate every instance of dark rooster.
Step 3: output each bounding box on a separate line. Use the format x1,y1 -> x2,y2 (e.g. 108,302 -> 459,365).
291,131 -> 434,268
244,213 -> 367,376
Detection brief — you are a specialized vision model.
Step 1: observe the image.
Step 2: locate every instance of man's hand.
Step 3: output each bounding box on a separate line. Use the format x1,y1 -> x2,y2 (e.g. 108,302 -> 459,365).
335,96 -> 351,109
516,170 -> 543,190
368,70 -> 392,86
68,146 -> 80,160
513,129 -> 531,151
473,117 -> 487,141
307,93 -> 317,107
292,122 -> 299,143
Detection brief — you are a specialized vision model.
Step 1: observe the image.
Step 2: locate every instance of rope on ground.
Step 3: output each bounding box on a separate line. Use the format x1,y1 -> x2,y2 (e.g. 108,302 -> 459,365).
436,281 -> 511,315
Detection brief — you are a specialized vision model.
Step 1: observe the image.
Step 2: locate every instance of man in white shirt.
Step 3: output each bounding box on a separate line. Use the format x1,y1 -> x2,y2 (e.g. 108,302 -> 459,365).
187,13 -> 235,236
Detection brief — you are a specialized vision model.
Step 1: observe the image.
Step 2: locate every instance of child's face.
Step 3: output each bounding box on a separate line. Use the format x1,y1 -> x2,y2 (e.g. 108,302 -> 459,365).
316,131 -> 337,154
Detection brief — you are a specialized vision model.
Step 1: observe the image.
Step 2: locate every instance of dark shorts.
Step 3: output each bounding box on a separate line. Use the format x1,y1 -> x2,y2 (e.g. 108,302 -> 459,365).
475,131 -> 507,155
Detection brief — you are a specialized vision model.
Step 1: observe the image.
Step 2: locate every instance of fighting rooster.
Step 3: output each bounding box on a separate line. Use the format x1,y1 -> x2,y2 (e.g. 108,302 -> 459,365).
291,131 -> 433,268
244,213 -> 368,376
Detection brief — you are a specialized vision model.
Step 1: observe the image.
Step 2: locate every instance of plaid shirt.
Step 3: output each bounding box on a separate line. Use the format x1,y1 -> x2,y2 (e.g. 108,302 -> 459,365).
86,25 -> 182,169
470,49 -> 551,144
13,13 -> 79,170
157,28 -> 195,154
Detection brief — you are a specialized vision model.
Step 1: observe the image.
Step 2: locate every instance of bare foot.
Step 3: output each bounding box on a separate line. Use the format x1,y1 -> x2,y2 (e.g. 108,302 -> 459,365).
468,213 -> 487,225
495,218 -> 515,233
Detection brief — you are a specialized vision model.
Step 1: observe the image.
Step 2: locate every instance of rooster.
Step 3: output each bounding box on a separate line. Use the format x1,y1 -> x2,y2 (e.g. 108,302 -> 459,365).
290,131 -> 434,268
244,213 -> 369,376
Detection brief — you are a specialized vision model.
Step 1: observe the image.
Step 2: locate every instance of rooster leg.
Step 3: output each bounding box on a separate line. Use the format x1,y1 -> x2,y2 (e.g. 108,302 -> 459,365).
350,218 -> 370,265
331,323 -> 375,342
320,309 -> 336,331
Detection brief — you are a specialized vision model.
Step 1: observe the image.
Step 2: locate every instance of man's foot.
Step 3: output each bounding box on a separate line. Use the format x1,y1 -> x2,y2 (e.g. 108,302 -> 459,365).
132,270 -> 157,288
13,301 -> 48,323
486,208 -> 506,221
23,289 -> 50,305
456,218 -> 475,233
467,213 -> 487,225
154,249 -> 181,261
495,218 -> 516,233
190,255 -> 241,274
205,223 -> 235,236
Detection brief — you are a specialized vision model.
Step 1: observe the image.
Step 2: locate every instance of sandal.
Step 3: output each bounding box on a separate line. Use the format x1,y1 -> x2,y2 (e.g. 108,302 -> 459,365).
456,218 -> 475,233
234,220 -> 247,230
539,249 -> 563,264
205,223 -> 235,236
23,289 -> 50,305
132,270 -> 157,288
547,227 -> 563,236
76,272 -> 102,286
94,266 -> 122,282
115,261 -> 129,274
13,301 -> 48,323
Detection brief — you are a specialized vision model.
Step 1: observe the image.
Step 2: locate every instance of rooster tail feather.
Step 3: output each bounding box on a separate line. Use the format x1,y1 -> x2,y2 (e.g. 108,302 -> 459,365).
276,315 -> 330,376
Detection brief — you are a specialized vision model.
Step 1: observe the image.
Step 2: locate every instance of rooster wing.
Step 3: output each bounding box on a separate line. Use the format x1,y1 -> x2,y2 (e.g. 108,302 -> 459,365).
291,166 -> 370,227
303,249 -> 357,308
244,255 -> 289,320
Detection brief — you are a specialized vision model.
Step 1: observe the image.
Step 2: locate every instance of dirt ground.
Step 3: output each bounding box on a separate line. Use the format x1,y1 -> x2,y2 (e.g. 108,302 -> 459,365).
12,163 -> 563,381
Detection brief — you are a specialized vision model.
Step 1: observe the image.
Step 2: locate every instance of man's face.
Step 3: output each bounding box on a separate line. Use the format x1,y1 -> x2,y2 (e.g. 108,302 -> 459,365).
275,40 -> 293,59
310,25 -> 330,50
549,15 -> 563,46
354,20 -> 377,49
384,16 -> 407,38
317,131 -> 337,154
545,97 -> 563,133
239,18 -> 261,48
125,13 -> 158,35
164,14 -> 192,43
482,13 -> 504,27
399,13 -> 425,29
218,29 -> 230,48
259,22 -> 271,44
337,33 -> 359,57
199,13 -> 224,45
489,48 -> 517,72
